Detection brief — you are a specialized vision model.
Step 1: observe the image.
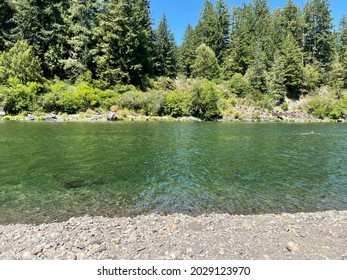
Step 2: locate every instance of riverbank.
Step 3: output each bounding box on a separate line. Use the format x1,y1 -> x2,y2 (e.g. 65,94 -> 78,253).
1,210 -> 346,260
0,111 -> 345,123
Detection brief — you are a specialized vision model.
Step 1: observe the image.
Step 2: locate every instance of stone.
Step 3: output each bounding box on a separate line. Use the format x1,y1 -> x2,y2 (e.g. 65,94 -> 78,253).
170,251 -> 182,260
286,242 -> 300,252
171,224 -> 178,231
0,107 -> 6,116
194,247 -> 204,255
45,114 -> 60,122
337,119 -> 345,123
32,246 -> 43,256
25,115 -> 36,121
107,113 -> 118,122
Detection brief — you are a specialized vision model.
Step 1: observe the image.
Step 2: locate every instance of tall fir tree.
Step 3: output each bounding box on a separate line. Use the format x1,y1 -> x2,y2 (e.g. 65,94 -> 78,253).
153,14 -> 178,78
304,0 -> 335,71
223,4 -> 252,76
179,24 -> 196,77
192,44 -> 220,80
92,0 -> 153,88
9,0 -> 68,78
62,0 -> 97,81
0,0 -> 14,51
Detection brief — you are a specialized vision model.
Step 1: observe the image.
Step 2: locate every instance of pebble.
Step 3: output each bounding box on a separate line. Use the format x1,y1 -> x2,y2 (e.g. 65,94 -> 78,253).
286,242 -> 300,252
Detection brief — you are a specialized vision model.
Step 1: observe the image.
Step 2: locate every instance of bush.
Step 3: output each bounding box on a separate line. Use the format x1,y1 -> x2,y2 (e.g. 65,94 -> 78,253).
150,77 -> 176,91
305,95 -> 333,119
189,80 -> 222,120
0,78 -> 41,114
227,73 -> 252,98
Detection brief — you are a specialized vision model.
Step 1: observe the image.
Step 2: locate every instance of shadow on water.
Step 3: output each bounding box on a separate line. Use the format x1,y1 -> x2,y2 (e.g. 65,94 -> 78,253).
0,122 -> 346,225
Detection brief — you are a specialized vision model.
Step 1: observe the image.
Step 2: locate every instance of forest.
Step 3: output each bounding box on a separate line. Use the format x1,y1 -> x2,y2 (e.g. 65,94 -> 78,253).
0,0 -> 347,121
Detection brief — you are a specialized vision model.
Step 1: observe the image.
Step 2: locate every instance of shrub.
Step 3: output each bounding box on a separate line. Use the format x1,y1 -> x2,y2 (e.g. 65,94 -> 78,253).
0,78 -> 41,114
189,80 -> 222,120
227,73 -> 252,98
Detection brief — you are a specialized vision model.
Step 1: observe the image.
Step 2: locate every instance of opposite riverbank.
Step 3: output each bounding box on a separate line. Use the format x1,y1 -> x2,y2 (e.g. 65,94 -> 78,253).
1,210 -> 346,260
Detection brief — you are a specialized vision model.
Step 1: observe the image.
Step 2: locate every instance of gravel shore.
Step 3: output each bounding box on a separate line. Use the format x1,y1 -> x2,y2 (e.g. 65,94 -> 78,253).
0,210 -> 346,260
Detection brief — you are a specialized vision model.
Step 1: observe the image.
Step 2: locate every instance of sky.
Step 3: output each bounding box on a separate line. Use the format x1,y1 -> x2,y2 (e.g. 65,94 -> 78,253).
150,0 -> 347,45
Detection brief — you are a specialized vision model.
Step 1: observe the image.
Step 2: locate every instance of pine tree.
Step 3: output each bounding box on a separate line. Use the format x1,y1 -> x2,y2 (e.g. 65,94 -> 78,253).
179,24 -> 196,77
194,0 -> 230,63
336,15 -> 347,87
192,44 -> 220,80
304,0 -> 335,71
215,0 -> 230,63
62,0 -> 97,81
92,0 -> 153,88
153,14 -> 178,78
9,0 -> 68,78
223,4 -> 252,76
0,0 -> 14,51
268,51 -> 287,103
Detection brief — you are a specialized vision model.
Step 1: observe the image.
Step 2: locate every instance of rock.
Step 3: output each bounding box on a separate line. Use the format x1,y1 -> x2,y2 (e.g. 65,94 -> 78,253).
171,224 -> 178,231
194,247 -> 204,255
0,108 -> 6,116
286,242 -> 300,252
107,113 -> 118,122
45,114 -> 60,122
158,229 -> 165,235
32,246 -> 43,256
170,251 -> 182,260
22,252 -> 34,259
337,119 -> 345,123
128,232 -> 138,243
25,115 -> 36,121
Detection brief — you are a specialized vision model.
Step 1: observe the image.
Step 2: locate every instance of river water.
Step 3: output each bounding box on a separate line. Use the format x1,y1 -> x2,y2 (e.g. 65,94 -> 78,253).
0,121 -> 346,224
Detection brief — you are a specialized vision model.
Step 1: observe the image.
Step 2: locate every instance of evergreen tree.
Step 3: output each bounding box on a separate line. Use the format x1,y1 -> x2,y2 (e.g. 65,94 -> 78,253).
192,44 -> 220,80
268,51 -> 287,103
304,0 -> 334,70
92,0 -> 153,88
9,0 -> 68,78
280,34 -> 304,97
336,15 -> 347,88
0,0 -> 14,51
153,14 -> 178,78
194,0 -> 230,63
62,0 -> 96,81
223,4 -> 252,76
244,43 -> 268,94
179,24 -> 196,77
215,0 -> 230,63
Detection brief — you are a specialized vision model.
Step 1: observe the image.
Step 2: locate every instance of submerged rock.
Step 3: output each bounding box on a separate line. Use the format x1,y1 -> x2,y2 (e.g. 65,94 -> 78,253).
61,179 -> 103,189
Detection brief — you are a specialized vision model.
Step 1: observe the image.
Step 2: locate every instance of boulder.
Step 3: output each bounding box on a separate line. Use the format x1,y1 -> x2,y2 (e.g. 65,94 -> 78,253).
107,112 -> 118,122
45,114 -> 60,122
337,119 -> 345,123
25,114 -> 37,121
0,107 -> 6,116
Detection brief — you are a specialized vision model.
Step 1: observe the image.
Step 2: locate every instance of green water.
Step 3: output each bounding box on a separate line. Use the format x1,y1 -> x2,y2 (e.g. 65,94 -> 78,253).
0,122 -> 346,224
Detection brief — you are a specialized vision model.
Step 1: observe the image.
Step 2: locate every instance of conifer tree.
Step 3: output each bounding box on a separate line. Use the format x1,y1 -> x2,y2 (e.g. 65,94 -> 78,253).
153,14 -> 178,78
304,0 -> 334,70
63,0 -> 96,81
0,0 -> 14,51
9,0 -> 68,78
179,24 -> 196,77
192,44 -> 220,80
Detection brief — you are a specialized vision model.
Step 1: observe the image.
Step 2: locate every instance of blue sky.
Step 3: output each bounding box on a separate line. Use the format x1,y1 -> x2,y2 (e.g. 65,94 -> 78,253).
150,0 -> 347,45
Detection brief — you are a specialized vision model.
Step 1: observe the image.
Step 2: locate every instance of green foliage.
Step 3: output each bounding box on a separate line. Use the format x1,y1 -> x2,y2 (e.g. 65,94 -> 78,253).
304,0 -> 335,71
192,44 -> 220,80
153,14 -> 178,78
189,80 -> 222,120
150,77 -> 176,91
0,78 -> 41,114
117,90 -> 165,116
179,24 -> 196,77
227,73 -> 252,98
302,65 -> 321,94
0,40 -> 43,84
163,91 -> 190,117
